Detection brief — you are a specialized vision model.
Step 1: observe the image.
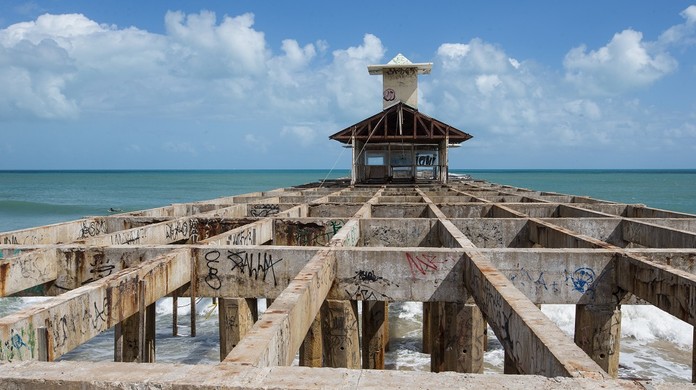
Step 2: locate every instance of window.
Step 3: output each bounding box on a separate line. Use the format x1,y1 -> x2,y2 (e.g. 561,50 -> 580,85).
365,151 -> 385,166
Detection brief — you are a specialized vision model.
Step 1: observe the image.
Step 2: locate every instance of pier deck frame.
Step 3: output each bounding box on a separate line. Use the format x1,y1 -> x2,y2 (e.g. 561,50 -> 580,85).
1,179 -> 695,388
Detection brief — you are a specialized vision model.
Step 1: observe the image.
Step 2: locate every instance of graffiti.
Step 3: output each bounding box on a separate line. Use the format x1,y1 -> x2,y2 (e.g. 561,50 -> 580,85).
164,219 -> 199,242
343,223 -> 359,247
405,253 -> 448,277
415,153 -> 436,166
249,204 -> 280,217
228,250 -> 283,286
204,250 -> 222,290
508,267 -> 549,291
506,266 -> 597,297
569,267 -> 596,294
79,220 -> 107,239
165,220 -> 189,240
322,303 -> 359,364
110,228 -> 145,245
291,220 -> 344,246
91,298 -> 110,330
343,270 -> 397,300
2,236 -> 18,245
82,255 -> 115,285
50,314 -> 71,352
383,88 -> 396,101
189,219 -> 200,243
228,228 -> 256,245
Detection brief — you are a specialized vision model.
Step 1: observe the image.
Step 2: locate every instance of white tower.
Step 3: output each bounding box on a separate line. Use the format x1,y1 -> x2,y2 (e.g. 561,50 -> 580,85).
367,53 -> 432,110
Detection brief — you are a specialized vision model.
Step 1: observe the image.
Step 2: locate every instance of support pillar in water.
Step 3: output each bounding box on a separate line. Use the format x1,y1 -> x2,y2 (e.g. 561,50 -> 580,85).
300,309 -> 323,367
430,302 -> 445,372
422,302 -> 431,354
574,304 -> 621,378
362,301 -> 386,369
218,297 -> 258,361
443,300 -> 485,373
321,299 -> 360,368
114,305 -> 156,362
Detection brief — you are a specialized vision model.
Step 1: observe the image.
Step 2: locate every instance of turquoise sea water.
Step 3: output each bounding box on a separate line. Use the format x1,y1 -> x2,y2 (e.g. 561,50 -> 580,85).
0,170 -> 350,232
0,169 -> 694,381
1,169 -> 695,232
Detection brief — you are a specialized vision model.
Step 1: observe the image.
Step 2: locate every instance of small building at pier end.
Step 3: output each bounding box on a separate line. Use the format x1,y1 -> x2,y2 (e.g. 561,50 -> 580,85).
329,54 -> 473,185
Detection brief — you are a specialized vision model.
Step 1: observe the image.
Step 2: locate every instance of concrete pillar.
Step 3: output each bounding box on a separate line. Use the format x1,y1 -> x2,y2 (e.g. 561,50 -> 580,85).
321,300 -> 360,368
362,301 -> 386,369
430,302 -> 445,373
299,310 -> 323,367
172,294 -> 178,336
384,303 -> 390,352
574,304 -> 621,377
443,300 -> 484,373
219,298 -> 258,361
504,350 -> 520,374
422,302 -> 431,354
693,327 -> 695,384
114,304 -> 155,363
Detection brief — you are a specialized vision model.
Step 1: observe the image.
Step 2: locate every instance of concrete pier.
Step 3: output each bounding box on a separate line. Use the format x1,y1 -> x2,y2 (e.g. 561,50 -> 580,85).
1,179 -> 696,388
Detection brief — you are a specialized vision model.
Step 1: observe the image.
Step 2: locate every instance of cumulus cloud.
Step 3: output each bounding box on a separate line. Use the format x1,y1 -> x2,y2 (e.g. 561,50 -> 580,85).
0,8 -> 694,169
564,29 -> 677,95
324,34 -> 385,117
658,5 -> 696,46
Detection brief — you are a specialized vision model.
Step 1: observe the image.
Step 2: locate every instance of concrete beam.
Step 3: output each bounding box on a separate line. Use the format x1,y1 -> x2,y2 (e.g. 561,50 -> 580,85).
222,248 -> 337,367
462,250 -> 607,378
0,248 -> 59,296
0,361 -> 686,389
0,249 -> 190,361
622,220 -> 696,248
615,253 -> 696,326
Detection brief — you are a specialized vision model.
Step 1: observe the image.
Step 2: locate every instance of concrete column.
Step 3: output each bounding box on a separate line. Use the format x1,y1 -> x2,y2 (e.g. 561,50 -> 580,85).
321,300 -> 360,368
384,303 -> 390,352
299,310 -> 323,367
219,298 -> 258,361
362,301 -> 386,369
115,313 -> 139,362
504,350 -> 520,374
172,294 -> 178,336
574,304 -> 621,377
430,302 -> 445,373
693,327 -> 695,384
422,302 -> 431,354
114,304 -> 155,363
443,300 -> 484,373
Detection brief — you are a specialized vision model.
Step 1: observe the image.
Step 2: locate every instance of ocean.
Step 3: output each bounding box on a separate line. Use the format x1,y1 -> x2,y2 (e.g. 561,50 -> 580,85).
0,169 -> 694,381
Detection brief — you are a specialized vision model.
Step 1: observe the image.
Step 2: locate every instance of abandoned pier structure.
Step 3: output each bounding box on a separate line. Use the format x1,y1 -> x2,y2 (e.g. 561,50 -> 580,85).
1,178 -> 695,388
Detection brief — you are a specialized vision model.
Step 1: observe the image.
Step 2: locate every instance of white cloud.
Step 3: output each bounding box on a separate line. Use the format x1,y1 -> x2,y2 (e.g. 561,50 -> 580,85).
281,125 -> 316,147
564,29 -> 678,95
0,8 -> 694,169
164,11 -> 268,76
437,39 -> 511,74
658,5 -> 696,46
475,74 -> 502,96
324,34 -> 384,117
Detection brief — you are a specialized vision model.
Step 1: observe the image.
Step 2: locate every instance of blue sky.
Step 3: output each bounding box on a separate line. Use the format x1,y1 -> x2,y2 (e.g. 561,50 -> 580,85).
0,1 -> 695,170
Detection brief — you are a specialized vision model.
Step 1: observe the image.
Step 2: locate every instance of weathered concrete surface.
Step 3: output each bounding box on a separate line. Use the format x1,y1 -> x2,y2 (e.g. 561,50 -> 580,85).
0,249 -> 191,361
222,249 -> 337,367
1,178 -> 695,386
1,361 -> 686,389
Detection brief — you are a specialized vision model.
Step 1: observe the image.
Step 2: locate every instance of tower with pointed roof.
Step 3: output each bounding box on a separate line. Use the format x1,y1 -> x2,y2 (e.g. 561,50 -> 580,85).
330,54 -> 473,185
